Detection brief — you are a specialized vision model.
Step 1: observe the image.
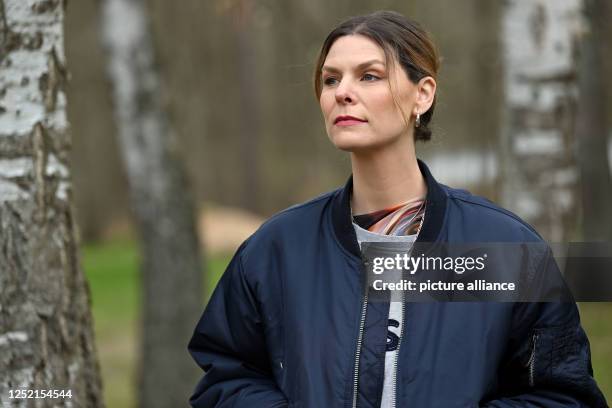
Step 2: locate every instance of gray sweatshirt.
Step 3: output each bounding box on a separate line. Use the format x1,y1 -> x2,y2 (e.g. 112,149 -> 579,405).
352,222 -> 417,408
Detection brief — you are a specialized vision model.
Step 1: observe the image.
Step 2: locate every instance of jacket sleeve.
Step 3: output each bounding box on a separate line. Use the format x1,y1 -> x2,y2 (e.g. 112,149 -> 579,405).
481,246 -> 608,408
188,242 -> 289,407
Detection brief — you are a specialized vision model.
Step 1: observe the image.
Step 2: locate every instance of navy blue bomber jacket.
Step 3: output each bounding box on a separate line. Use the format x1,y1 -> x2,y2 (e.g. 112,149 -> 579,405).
188,159 -> 607,407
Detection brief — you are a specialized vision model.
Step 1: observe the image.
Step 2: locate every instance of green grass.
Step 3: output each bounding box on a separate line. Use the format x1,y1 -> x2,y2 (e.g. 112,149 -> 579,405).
83,239 -> 141,331
579,303 -> 612,396
83,239 -> 140,408
82,239 -> 612,407
82,239 -> 229,408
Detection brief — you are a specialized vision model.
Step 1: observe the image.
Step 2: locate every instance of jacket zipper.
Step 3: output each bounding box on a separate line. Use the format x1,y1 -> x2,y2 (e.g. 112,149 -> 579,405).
526,333 -> 538,387
391,292 -> 406,408
351,290 -> 368,408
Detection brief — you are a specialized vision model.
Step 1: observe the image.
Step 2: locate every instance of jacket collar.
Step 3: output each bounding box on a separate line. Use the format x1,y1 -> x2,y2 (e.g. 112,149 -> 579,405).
331,158 -> 448,258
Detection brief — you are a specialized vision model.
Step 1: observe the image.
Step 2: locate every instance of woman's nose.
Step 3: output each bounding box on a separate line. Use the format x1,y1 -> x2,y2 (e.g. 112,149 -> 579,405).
335,79 -> 356,104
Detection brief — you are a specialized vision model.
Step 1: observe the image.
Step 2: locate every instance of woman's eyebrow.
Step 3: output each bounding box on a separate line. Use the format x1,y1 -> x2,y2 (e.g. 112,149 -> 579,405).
322,59 -> 385,73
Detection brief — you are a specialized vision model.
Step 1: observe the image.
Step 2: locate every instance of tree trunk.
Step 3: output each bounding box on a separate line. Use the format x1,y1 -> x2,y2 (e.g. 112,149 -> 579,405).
232,0 -> 262,213
576,0 -> 612,241
99,0 -> 204,407
499,0 -> 585,242
0,0 -> 104,407
564,0 -> 612,299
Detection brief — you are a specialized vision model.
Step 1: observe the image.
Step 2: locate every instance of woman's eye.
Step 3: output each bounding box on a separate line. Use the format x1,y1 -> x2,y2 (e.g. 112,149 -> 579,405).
322,73 -> 379,86
362,73 -> 380,81
323,77 -> 338,86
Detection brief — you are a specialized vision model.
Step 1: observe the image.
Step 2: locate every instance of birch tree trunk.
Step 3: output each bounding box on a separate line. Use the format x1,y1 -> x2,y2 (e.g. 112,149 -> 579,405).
99,0 -> 204,407
499,0 -> 586,242
0,0 -> 104,406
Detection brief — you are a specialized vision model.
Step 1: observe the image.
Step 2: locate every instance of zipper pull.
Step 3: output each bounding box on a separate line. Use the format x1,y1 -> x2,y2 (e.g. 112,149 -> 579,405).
525,333 -> 538,387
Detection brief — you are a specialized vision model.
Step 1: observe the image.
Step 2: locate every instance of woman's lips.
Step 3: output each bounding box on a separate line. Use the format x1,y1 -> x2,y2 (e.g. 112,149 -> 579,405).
335,119 -> 367,126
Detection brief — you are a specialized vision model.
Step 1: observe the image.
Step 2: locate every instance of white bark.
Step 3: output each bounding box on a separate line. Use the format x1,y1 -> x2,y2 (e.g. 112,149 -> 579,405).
99,0 -> 204,406
0,0 -> 103,406
500,0 -> 586,242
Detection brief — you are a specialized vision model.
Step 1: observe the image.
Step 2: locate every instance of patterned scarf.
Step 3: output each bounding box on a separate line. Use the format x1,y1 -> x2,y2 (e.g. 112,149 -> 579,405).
352,198 -> 426,236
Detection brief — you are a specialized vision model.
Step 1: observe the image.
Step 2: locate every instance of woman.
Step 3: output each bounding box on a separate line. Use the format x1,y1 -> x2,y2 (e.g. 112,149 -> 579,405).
188,11 -> 606,407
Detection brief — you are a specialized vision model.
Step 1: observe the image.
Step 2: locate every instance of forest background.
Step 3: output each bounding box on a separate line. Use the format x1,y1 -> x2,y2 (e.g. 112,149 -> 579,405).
2,0 -> 610,407
68,1 -> 612,407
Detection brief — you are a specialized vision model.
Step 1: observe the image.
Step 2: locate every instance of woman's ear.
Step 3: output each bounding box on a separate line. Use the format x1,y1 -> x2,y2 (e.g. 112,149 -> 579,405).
415,76 -> 436,113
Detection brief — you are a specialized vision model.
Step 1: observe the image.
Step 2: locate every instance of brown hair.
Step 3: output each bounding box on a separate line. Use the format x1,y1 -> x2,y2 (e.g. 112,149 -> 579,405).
313,10 -> 441,141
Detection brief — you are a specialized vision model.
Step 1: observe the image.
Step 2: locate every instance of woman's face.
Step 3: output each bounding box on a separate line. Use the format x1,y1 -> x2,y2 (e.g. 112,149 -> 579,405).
319,34 -> 420,153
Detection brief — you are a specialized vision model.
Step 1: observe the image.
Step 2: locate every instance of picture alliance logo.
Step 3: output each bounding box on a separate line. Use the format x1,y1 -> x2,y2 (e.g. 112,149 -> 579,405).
371,253 -> 488,275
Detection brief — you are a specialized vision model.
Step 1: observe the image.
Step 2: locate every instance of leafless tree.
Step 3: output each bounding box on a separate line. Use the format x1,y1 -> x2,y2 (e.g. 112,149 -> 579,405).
99,0 -> 204,406
499,0 -> 585,242
0,0 -> 104,406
